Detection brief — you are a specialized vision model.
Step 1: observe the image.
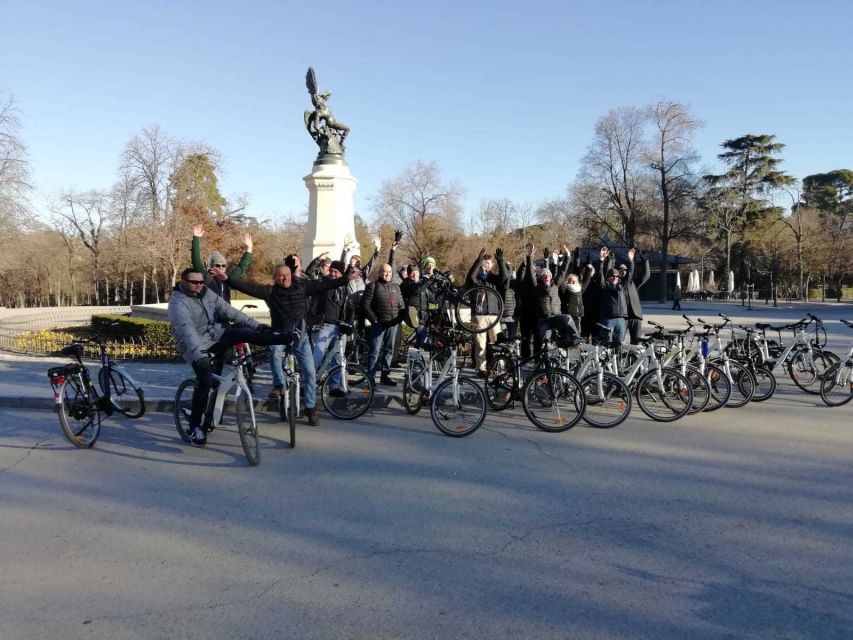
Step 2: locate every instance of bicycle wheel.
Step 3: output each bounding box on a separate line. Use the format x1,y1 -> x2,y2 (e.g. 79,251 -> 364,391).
430,377 -> 487,437
749,365 -> 777,402
235,390 -> 260,466
321,364 -> 374,420
402,360 -> 426,415
684,365 -> 711,415
635,368 -> 693,422
703,362 -> 732,412
57,377 -> 100,448
454,286 -> 503,334
99,366 -> 145,418
579,372 -> 631,428
174,378 -> 196,443
820,361 -> 853,407
522,369 -> 585,433
485,353 -> 517,411
789,351 -> 835,394
717,359 -> 754,408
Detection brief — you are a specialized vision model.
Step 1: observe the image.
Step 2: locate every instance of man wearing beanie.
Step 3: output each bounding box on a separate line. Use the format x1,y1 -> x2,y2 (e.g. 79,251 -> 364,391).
308,260 -> 354,396
422,256 -> 437,279
191,224 -> 253,303
598,247 -> 629,344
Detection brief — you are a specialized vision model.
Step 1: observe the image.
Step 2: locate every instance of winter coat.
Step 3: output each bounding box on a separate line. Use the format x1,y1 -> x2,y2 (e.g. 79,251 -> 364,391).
465,255 -> 506,317
598,259 -> 629,319
362,279 -> 405,325
168,284 -> 259,365
495,258 -> 516,319
309,277 -> 354,326
401,277 -> 434,319
624,257 -> 651,319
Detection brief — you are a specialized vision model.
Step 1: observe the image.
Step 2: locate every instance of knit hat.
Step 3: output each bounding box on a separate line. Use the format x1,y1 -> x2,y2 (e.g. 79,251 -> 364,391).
407,263 -> 419,273
207,251 -> 227,269
423,256 -> 436,267
330,260 -> 346,273
538,268 -> 552,280
607,268 -> 621,278
618,263 -> 628,271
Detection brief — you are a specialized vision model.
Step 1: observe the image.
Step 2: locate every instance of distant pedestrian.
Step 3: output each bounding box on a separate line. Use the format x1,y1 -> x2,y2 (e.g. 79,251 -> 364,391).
672,285 -> 682,311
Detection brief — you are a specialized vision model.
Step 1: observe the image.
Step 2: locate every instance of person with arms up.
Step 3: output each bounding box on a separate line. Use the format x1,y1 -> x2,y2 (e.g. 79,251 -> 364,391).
598,246 -> 629,344
619,247 -> 651,345
465,248 -> 506,375
191,225 -> 253,303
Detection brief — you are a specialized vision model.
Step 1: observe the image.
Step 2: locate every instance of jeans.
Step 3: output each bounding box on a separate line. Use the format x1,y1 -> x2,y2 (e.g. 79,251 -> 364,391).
367,322 -> 397,379
600,317 -> 627,345
312,323 -> 342,388
537,315 -> 578,344
414,324 -> 429,349
270,332 -> 316,409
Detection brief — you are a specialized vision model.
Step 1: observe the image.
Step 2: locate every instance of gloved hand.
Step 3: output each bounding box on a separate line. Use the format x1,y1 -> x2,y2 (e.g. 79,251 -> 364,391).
495,247 -> 504,261
394,229 -> 404,243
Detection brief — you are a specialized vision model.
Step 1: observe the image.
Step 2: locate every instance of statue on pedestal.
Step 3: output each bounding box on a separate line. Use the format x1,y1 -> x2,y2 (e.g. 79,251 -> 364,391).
304,67 -> 350,163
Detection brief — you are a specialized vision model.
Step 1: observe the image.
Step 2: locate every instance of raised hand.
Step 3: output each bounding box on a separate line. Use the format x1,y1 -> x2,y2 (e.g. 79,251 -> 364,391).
192,224 -> 204,237
495,247 -> 504,260
600,246 -> 609,261
373,236 -> 381,251
209,266 -> 228,281
243,232 -> 253,252
525,243 -> 534,257
628,247 -> 636,261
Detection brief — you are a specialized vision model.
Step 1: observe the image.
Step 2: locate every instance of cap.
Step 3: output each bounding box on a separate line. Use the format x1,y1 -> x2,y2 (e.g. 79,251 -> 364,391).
423,256 -> 436,267
330,260 -> 345,273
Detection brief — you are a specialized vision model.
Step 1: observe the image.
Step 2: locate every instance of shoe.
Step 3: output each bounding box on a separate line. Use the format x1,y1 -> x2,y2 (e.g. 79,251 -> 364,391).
329,388 -> 347,398
268,385 -> 283,400
190,427 -> 207,447
305,407 -> 320,426
380,376 -> 398,387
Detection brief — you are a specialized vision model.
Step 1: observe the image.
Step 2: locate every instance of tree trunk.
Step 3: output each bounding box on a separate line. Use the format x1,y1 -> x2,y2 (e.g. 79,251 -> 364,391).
142,270 -> 147,305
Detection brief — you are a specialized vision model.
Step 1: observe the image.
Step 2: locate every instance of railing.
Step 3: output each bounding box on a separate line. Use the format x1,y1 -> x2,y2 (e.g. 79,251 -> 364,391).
0,306 -> 178,361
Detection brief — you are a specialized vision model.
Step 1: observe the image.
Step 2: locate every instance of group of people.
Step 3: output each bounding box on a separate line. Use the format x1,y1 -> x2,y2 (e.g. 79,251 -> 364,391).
168,225 -> 652,446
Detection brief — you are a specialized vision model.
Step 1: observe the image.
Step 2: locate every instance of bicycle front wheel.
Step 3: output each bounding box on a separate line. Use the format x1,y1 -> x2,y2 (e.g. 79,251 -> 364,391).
579,372 -> 631,428
820,361 -> 853,407
749,365 -> 777,402
635,368 -> 693,422
703,362 -> 732,412
789,351 -> 835,395
99,366 -> 145,418
454,286 -> 503,334
485,353 -> 517,411
430,377 -> 487,437
57,378 -> 100,448
236,390 -> 260,466
174,379 -> 196,443
717,359 -> 754,408
522,369 -> 585,433
321,364 -> 374,420
402,360 -> 426,415
684,365 -> 711,415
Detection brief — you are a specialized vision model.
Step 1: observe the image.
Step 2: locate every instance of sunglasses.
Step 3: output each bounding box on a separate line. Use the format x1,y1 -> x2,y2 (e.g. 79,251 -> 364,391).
184,279 -> 205,285
212,263 -> 227,268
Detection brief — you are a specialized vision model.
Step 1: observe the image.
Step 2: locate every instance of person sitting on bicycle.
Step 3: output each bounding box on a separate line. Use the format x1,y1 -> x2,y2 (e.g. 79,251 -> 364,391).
522,243 -> 578,350
308,260 -> 355,397
191,224 -> 253,303
401,263 -> 434,348
169,268 -> 295,447
211,262 -> 357,426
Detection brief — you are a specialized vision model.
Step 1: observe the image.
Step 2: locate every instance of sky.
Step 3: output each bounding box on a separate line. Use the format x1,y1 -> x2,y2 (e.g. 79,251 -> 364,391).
2,0 -> 850,226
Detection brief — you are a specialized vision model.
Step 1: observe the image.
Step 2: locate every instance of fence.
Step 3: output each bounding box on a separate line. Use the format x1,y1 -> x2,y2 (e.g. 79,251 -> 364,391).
0,306 -> 178,361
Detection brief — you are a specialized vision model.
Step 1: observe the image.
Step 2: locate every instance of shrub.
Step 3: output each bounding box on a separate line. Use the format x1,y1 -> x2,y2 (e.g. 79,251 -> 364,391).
92,314 -> 175,349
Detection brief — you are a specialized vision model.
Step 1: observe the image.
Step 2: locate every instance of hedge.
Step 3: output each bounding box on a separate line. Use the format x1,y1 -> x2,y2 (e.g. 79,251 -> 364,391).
92,313 -> 175,349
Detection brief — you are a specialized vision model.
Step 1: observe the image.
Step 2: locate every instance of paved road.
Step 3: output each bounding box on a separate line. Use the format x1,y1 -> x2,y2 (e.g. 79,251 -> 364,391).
1,380 -> 851,639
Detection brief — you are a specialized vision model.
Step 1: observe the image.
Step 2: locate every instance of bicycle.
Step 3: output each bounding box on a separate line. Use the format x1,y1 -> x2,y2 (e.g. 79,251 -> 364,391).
315,321 -> 375,420
47,335 -> 146,448
427,271 -> 504,335
277,339 -> 300,448
688,315 -> 756,408
174,343 -> 263,465
820,319 -> 853,407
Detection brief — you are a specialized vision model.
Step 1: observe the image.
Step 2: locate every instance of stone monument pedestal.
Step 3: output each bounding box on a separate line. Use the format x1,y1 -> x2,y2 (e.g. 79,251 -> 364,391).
302,160 -> 359,263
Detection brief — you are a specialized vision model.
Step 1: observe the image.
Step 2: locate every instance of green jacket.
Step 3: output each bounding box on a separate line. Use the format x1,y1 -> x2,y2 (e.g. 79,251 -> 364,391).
191,236 -> 252,303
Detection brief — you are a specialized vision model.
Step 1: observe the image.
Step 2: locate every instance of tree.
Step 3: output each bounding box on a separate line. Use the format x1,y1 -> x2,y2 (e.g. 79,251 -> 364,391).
704,134 -> 794,279
52,190 -> 110,304
803,169 -> 852,300
647,100 -> 703,302
370,161 -> 464,268
0,91 -> 31,231
572,106 -> 652,247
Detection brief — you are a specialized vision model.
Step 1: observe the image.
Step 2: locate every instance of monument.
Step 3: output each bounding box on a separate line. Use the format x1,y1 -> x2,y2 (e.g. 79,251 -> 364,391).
302,67 -> 359,262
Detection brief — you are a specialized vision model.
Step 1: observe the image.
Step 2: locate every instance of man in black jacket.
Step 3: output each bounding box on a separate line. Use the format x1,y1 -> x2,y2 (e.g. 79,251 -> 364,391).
465,248 -> 506,374
523,244 -> 578,349
598,247 -> 629,344
619,248 -> 651,345
211,263 -> 355,426
401,263 -> 433,348
309,260 -> 354,396
361,263 -> 405,385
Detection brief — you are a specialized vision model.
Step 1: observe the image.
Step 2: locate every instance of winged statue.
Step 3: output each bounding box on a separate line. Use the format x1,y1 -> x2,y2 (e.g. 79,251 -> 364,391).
304,67 -> 350,160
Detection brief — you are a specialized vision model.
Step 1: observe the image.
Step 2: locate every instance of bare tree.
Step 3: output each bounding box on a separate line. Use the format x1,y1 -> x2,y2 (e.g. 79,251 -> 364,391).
0,91 -> 31,231
52,190 -> 110,304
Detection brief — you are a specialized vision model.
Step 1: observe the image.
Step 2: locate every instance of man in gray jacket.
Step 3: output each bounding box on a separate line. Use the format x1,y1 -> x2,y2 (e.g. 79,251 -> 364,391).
168,267 -> 294,446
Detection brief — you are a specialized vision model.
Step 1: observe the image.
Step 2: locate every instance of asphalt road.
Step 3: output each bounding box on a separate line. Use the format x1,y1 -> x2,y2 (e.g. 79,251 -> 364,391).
1,380 -> 851,639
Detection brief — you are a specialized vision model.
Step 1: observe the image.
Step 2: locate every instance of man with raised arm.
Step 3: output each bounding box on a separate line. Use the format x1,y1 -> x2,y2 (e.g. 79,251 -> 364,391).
191,224 -> 253,302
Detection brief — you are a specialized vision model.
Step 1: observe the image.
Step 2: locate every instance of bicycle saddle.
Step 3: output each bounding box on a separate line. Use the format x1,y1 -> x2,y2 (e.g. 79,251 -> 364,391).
61,342 -> 84,359
755,323 -> 772,330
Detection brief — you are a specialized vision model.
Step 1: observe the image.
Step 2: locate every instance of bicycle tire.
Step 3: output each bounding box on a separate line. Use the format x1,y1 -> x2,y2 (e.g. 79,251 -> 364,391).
288,379 -> 297,447
684,364 -> 711,415
235,390 -> 260,466
635,368 -> 693,422
174,378 -> 196,443
715,359 -> 754,408
454,286 -> 503,335
703,362 -> 732,412
321,364 -> 374,420
429,377 -> 487,437
57,377 -> 100,448
485,353 -> 517,411
99,366 -> 145,418
788,351 -> 835,395
402,360 -> 426,415
521,368 -> 586,433
579,372 -> 631,428
748,365 -> 777,402
820,361 -> 853,407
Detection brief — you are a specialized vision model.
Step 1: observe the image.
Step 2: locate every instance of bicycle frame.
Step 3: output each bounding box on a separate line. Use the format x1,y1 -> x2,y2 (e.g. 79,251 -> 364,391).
207,352 -> 254,426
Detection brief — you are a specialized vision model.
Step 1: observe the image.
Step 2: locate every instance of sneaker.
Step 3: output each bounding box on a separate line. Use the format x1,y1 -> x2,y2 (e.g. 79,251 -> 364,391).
190,427 -> 207,447
268,385 -> 283,400
305,407 -> 320,426
380,376 -> 398,387
329,388 -> 347,398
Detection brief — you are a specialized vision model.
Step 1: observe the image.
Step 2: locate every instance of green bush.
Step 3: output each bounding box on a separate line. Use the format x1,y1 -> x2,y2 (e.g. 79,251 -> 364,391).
92,313 -> 175,348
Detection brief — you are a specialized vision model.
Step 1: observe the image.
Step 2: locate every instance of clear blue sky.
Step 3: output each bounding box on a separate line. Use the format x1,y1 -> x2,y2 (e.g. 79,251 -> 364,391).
2,0 -> 850,225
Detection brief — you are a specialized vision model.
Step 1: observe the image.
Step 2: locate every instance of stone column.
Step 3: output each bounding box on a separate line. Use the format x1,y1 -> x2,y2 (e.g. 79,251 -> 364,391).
302,160 -> 360,263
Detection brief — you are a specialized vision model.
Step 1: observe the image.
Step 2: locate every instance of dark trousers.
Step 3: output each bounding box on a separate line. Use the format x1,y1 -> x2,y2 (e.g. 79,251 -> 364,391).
627,318 -> 643,345
537,315 -> 579,344
190,327 -> 293,429
519,314 -> 536,359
